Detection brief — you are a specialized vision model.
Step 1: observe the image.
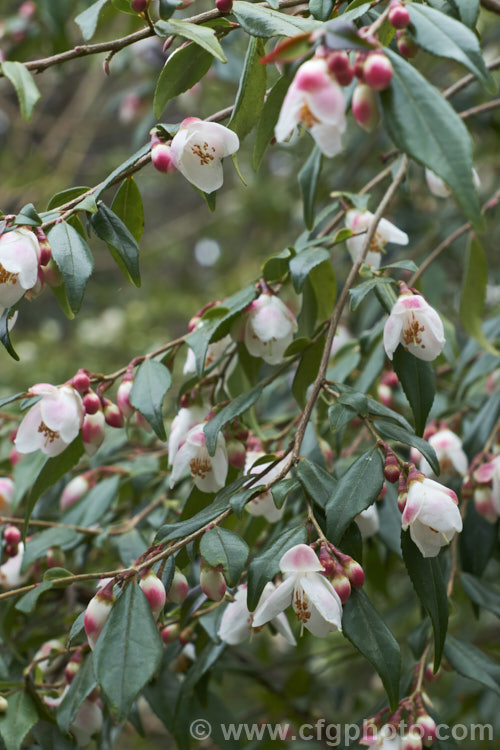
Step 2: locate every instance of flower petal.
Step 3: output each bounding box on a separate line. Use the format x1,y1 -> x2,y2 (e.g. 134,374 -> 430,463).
300,574 -> 343,631
280,544 -> 323,574
251,576 -> 295,627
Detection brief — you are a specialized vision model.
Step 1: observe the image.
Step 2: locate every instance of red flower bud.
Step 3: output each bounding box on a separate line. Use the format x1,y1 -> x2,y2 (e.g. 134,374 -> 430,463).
139,569 -> 166,620
130,0 -> 150,11
396,30 -> 418,59
363,53 -> 393,91
352,83 -> 379,132
384,454 -> 401,484
389,2 -> 410,30
82,391 -> 101,415
72,370 -> 91,394
327,51 -> 350,75
215,0 -> 233,12
166,569 -> 190,603
102,399 -> 124,429
161,623 -> 181,643
200,562 -> 226,601
4,525 -> 21,546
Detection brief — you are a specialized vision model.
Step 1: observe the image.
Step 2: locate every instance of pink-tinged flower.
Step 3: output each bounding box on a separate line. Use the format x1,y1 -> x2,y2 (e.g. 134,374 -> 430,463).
252,544 -> 343,637
383,292 -> 445,362
402,729 -> 424,750
33,638 -> 63,677
117,377 -> 134,419
418,428 -> 468,478
244,293 -> 298,365
275,58 -> 346,157
168,405 -> 207,466
170,117 -> 239,193
170,424 -> 228,493
84,583 -> 115,650
345,209 -> 408,269
244,451 -> 289,523
425,168 -> 480,199
15,384 -> 83,457
361,725 -> 400,748
355,504 -> 380,538
402,475 -> 462,557
218,583 -> 296,646
60,474 -> 90,511
363,53 -> 393,91
71,699 -> 103,746
0,477 -> 14,513
352,83 -> 379,132
473,486 -> 498,524
0,228 -> 40,308
0,542 -> 28,588
81,411 -> 106,456
139,569 -> 166,620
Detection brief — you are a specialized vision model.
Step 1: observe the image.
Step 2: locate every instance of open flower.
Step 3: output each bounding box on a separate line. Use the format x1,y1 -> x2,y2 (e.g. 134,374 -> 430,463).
244,451 -> 289,523
275,58 -> 346,157
170,117 -> 239,193
355,504 -> 380,538
218,583 -> 296,646
0,227 -> 40,308
15,384 -> 84,457
168,404 -> 207,466
244,293 -> 298,365
383,292 -> 445,362
170,424 -> 228,493
345,210 -> 408,268
402,475 -> 462,557
419,428 -> 468,478
252,544 -> 343,637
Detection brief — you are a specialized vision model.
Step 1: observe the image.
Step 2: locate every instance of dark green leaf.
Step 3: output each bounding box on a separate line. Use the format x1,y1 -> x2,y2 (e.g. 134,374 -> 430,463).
297,458 -> 336,509
349,277 -> 396,311
292,337 -> 325,409
262,246 -> 294,282
459,237 -> 498,355
112,177 -> 144,243
13,203 -> 41,227
325,18 -> 374,50
444,635 -> 500,694
91,202 -> 141,287
401,531 -> 448,671
154,44 -> 213,118
75,0 -> 108,40
94,584 -> 163,720
247,524 -> 307,610
229,37 -> 267,141
1,62 -> 41,122
253,76 -> 290,170
0,689 -> 38,750
15,581 -> 53,614
204,383 -> 263,455
309,0 -> 333,22
272,478 -> 300,509
130,359 -> 172,440
373,419 -> 440,476
328,402 -> 356,434
22,528 -> 83,570
459,500 -> 497,576
48,222 -> 94,314
342,589 -> 401,711
453,0 -> 479,27
232,1 -> 321,38
0,308 -> 19,361
290,245 -> 330,293
392,345 -> 435,437
298,147 -> 323,231
460,573 -> 500,617
308,259 -> 337,321
200,528 -> 249,587
57,653 -> 97,733
326,450 -> 384,544
230,483 -> 265,516
64,475 -> 120,527
155,19 -> 227,62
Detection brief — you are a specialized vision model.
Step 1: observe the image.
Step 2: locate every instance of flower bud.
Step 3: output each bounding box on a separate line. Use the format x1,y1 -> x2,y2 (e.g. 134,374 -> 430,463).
34,228 -> 52,266
330,561 -> 351,603
415,715 -> 437,746
102,399 -> 124,429
5,543 -> 19,558
352,83 -> 380,132
424,662 -> 440,682
474,486 -> 498,523
318,545 -> 336,578
327,51 -> 350,75
72,370 -> 90,393
398,473 -> 408,512
82,391 -> 101,415
139,569 -> 166,620
384,454 -> 401,484
389,2 -> 410,29
353,52 -> 367,80
377,383 -> 393,407
4,525 -> 21,546
130,0 -> 150,11
64,650 -> 83,684
401,731 -> 423,750
0,696 -> 7,713
226,438 -> 246,470
166,569 -> 189,603
397,30 -> 418,59
340,555 -> 365,588
60,474 -> 90,511
84,583 -> 115,650
363,53 -> 393,91
43,257 -> 63,287
200,562 -> 226,602
117,378 -> 134,419
216,0 -> 233,11
161,623 -> 181,643
151,137 -> 176,174
46,546 -> 65,568
82,411 -> 106,456
335,66 -> 354,87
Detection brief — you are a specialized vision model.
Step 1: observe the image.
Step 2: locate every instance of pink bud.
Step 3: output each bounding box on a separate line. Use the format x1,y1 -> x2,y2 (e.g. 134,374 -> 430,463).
46,547 -> 65,568
19,1 -> 37,17
389,2 -> 410,30
377,383 -> 393,407
84,584 -> 115,650
102,399 -> 124,429
340,556 -> 365,588
72,370 -> 91,393
200,562 -> 226,602
5,543 -> 18,558
0,478 -> 14,511
117,379 -> 134,419
82,411 -> 106,456
4,525 -> 21,546
226,439 -> 246,470
130,0 -> 150,11
151,143 -> 175,174
35,228 -> 52,266
166,569 -> 189,603
352,83 -> 380,132
363,54 -> 393,91
318,545 -> 336,578
330,563 -> 352,604
215,0 -> 233,11
161,623 -> 181,643
397,30 -> 418,59
9,448 -> 22,468
60,474 -> 90,511
64,650 -> 83,684
401,731 -> 423,750
327,51 -> 350,75
425,662 -> 440,682
139,569 -> 166,620
353,53 -> 367,80
415,715 -> 437,746
82,391 -> 101,415
384,454 -> 400,484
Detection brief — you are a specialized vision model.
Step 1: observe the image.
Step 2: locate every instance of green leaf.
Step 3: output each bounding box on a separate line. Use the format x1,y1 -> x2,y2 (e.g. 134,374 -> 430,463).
292,336 -> 325,408
200,528 -> 249,587
57,653 -> 97,733
444,635 -> 500,694
463,390 -> 500,457
15,581 -> 53,614
253,76 -> 290,171
326,450 -> 384,544
13,203 -> 41,227
0,690 -> 38,750
1,62 -> 41,122
407,5 -> 495,92
453,0 -> 479,27
130,359 -> 172,441
232,1 -> 321,38
43,567 -> 72,580
298,146 -> 323,231
95,143 -> 150,199
204,383 -> 263,456
459,237 -> 498,355
75,0 -> 108,40
230,483 -> 266,516
111,177 -> 144,243
297,458 -> 336,509
329,402 -> 356,434
94,584 -> 163,721
379,50 -> 482,229
459,500 -> 497,577
349,277 -> 396,311
247,524 -> 308,610
373,419 -> 440,476
0,308 -> 19,361
153,44 -> 213,118
460,573 -> 500,618
155,19 -> 227,63
342,589 -> 401,711
46,187 -> 91,211
91,202 -> 141,287
64,475 -> 120,527
392,345 -> 435,437
308,259 -> 337,321
262,246 -> 294,282
229,37 -> 267,141
401,531 -> 448,671
309,0 -> 333,22
290,246 -> 331,293
47,222 -> 95,314
272,477 -> 300,509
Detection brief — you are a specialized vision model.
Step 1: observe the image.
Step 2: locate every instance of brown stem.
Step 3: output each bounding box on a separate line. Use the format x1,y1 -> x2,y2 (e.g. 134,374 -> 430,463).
443,56 -> 500,99
460,98 -> 500,119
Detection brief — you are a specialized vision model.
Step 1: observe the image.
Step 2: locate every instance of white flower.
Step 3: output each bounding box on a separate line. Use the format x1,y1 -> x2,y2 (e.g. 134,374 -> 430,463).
355,504 -> 380,538
275,58 -> 346,157
244,451 -> 289,523
402,476 -> 462,557
419,428 -> 468,478
170,424 -> 228,493
361,724 -> 401,749
218,583 -> 296,646
168,405 -> 207,466
15,384 -> 84,457
383,292 -> 445,362
345,209 -> 408,269
252,544 -> 343,637
0,542 -> 28,588
0,227 -> 40,308
244,293 -> 298,365
170,117 -> 239,193
425,167 -> 480,199
71,699 -> 103,747
184,331 -> 232,375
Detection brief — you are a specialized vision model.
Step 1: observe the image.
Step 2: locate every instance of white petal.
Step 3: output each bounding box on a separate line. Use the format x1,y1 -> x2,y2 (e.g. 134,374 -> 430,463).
383,313 -> 404,360
378,218 -> 409,246
252,576 -> 295,627
355,504 -> 380,538
310,122 -> 343,158
15,403 -> 44,454
280,544 -> 323,574
301,574 -> 343,631
409,519 -> 445,557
